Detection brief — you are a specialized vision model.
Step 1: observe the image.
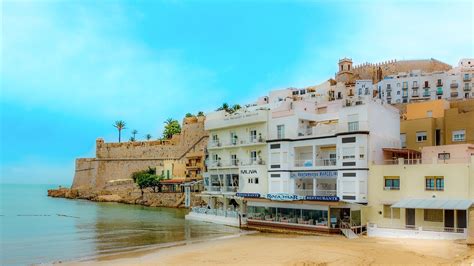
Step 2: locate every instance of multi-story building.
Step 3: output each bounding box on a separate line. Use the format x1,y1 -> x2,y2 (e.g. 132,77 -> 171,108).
187,105 -> 271,225
377,59 -> 474,104
399,99 -> 474,150
243,98 -> 400,234
367,144 -> 474,240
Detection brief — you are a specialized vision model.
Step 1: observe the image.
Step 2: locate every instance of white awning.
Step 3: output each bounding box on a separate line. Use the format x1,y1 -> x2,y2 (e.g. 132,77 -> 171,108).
392,199 -> 474,210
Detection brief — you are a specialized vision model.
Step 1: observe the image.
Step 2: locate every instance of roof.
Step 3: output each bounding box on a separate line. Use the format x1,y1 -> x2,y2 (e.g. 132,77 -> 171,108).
382,148 -> 421,155
392,198 -> 473,210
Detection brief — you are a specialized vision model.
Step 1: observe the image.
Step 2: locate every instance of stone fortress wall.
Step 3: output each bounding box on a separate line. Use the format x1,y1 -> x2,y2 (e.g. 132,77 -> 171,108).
72,116 -> 208,191
350,58 -> 452,83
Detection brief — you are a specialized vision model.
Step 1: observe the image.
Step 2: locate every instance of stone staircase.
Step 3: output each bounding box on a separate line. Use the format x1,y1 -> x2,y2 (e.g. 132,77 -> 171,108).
340,221 -> 359,239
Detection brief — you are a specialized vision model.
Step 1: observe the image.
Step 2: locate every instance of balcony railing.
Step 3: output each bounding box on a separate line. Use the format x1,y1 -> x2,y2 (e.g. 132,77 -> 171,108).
204,186 -> 239,193
207,160 -> 239,168
463,75 -> 471,81
451,92 -> 459,98
208,137 -> 266,149
294,158 -> 337,168
423,90 -> 431,97
464,85 -> 471,91
295,189 -> 337,197
240,159 -> 266,166
450,83 -> 459,88
436,88 -> 443,95
191,207 -> 238,218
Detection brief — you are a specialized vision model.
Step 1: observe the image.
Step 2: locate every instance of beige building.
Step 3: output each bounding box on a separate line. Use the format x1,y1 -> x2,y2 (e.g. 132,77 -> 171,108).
367,145 -> 474,240
400,99 -> 474,151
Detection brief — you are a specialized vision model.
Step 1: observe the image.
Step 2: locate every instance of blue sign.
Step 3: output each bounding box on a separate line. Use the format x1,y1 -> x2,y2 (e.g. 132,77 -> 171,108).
236,193 -> 261,198
305,195 -> 339,202
266,194 -> 300,201
291,171 -> 337,178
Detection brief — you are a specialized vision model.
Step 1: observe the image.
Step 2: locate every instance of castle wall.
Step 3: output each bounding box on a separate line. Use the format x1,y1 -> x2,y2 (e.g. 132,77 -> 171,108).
71,116 -> 208,191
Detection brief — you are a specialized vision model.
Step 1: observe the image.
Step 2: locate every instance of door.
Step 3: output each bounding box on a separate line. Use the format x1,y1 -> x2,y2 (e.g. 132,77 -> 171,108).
435,129 -> 441,146
406,208 -> 415,228
456,210 -> 467,229
445,210 -> 454,229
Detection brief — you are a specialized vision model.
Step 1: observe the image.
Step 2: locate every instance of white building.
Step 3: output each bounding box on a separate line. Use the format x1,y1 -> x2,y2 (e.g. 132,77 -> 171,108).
376,59 -> 474,104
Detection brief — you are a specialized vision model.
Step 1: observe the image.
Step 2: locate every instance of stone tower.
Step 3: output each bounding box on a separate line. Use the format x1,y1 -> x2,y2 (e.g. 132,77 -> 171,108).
336,58 -> 354,84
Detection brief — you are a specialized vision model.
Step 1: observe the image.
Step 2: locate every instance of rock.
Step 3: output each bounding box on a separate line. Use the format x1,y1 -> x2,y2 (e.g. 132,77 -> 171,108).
96,194 -> 122,202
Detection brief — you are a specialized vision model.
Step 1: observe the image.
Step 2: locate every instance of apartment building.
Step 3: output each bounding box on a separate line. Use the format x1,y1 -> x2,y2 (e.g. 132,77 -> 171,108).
377,59 -> 474,104
400,99 -> 474,150
367,144 -> 474,240
186,105 -> 271,225
244,98 -> 400,234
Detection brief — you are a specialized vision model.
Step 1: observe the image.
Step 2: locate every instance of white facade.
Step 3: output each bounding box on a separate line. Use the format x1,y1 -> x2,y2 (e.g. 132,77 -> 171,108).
266,99 -> 400,204
376,59 -> 474,104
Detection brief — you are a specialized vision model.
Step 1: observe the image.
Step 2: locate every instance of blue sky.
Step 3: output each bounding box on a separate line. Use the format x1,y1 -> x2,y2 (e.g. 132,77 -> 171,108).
1,0 -> 473,185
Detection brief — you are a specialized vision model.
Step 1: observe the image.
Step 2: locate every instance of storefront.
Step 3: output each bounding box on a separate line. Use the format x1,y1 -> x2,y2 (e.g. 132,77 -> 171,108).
243,195 -> 362,234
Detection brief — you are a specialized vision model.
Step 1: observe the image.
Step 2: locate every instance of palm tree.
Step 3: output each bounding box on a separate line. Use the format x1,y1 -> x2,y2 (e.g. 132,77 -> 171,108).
146,134 -> 152,140
197,111 -> 204,116
113,120 -> 126,143
131,129 -> 138,139
216,103 -> 229,112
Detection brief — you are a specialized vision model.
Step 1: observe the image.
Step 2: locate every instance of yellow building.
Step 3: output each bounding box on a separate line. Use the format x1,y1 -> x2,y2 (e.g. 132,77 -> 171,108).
366,145 -> 474,240
400,99 -> 474,151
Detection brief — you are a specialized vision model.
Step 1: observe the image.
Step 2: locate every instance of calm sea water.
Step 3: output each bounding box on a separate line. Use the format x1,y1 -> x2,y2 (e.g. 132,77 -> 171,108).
0,184 -> 241,265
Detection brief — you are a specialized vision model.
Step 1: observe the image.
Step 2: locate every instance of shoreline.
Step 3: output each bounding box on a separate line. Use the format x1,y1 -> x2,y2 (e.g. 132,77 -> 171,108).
64,233 -> 474,265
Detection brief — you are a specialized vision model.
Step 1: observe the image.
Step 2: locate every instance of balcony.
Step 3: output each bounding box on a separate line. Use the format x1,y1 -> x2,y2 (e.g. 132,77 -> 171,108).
450,83 -> 459,89
436,88 -> 443,95
436,81 -> 443,87
423,90 -> 431,97
451,92 -> 459,98
208,136 -> 266,150
412,84 -> 419,89
464,85 -> 471,91
207,160 -> 239,169
240,158 -> 266,166
294,158 -> 337,168
463,75 -> 471,81
412,90 -> 419,97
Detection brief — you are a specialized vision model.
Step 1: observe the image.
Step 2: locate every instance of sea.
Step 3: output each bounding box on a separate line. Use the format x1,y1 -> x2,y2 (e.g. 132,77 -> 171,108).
0,184 -> 242,265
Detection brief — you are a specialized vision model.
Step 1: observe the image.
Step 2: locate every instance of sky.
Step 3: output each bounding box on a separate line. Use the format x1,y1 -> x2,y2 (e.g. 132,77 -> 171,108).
1,0 -> 473,185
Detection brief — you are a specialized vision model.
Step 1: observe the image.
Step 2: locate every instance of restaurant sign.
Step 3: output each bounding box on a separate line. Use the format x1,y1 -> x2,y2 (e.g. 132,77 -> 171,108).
305,195 -> 339,202
236,192 -> 261,198
290,171 -> 337,179
266,193 -> 300,201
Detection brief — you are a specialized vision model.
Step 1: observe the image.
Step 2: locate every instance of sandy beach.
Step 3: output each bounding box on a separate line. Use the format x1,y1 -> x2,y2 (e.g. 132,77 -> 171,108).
68,233 -> 474,265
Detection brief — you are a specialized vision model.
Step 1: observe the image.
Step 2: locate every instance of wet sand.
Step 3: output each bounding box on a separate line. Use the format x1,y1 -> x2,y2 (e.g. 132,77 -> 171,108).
69,233 -> 474,265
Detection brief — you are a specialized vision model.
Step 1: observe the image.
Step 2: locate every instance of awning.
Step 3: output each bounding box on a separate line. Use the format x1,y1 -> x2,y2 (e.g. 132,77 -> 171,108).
392,199 -> 473,210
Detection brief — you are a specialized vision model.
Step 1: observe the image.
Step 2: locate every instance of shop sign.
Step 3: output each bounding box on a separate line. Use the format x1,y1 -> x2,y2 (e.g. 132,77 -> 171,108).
240,169 -> 258,176
305,195 -> 339,202
235,192 -> 261,198
266,193 -> 300,201
290,171 -> 337,179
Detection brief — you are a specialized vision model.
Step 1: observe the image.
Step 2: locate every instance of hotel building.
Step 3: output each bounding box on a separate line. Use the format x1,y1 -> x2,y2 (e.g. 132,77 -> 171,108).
367,144 -> 474,240
243,98 -> 400,235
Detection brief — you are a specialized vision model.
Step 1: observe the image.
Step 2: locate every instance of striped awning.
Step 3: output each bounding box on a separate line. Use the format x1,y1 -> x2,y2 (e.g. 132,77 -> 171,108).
392,199 -> 473,210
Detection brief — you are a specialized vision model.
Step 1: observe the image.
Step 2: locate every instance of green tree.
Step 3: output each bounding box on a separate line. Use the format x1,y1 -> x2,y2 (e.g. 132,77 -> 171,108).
129,136 -> 136,142
131,129 -> 138,139
232,104 -> 241,112
113,120 -> 126,143
216,103 -> 229,112
131,167 -> 164,195
163,118 -> 181,139
185,113 -> 194,118
145,134 -> 152,140
197,111 -> 204,116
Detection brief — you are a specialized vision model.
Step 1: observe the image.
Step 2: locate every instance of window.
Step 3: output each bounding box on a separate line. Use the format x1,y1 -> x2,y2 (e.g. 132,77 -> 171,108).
348,121 -> 359,132
425,176 -> 444,191
402,81 -> 408,89
248,178 -> 253,184
383,205 -> 400,219
397,90 -> 400,95
230,132 -> 237,145
400,133 -> 407,148
255,178 -> 259,184
384,177 -> 400,190
249,130 -> 257,142
438,153 -> 450,160
464,73 -> 470,80
342,137 -> 356,143
270,144 -> 280,149
413,81 -> 418,87
424,81 -> 429,88
424,209 -> 443,222
212,154 -> 218,162
437,79 -> 442,86
343,172 -> 356,177
416,131 -> 427,142
277,125 -> 285,139
212,134 -> 219,143
270,174 -> 280,178
358,88 -> 362,95
250,151 -> 257,163
452,130 -> 465,142
231,154 -> 238,165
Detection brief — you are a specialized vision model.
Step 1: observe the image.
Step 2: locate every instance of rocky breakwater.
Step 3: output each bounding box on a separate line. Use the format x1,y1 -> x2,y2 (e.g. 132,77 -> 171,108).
47,184 -> 201,208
